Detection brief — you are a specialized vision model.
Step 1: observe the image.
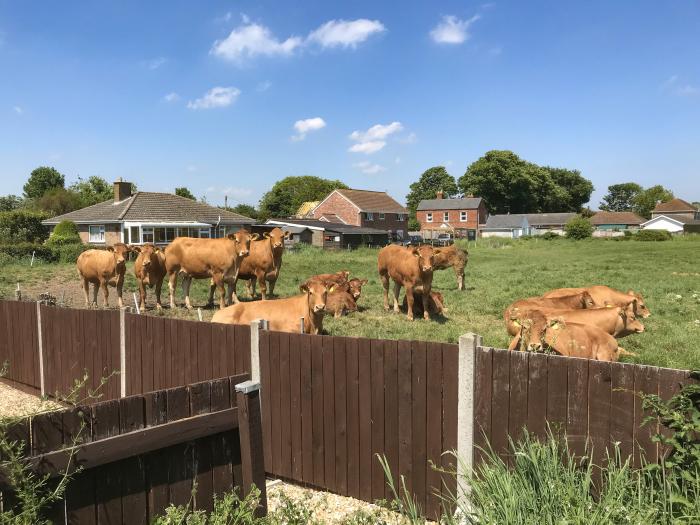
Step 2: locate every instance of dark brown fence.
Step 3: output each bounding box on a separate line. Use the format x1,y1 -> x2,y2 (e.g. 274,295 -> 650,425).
0,300 -> 40,393
0,373 -> 267,524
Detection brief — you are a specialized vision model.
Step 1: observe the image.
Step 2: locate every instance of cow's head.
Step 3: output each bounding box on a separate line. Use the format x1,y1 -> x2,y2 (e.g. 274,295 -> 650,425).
580,291 -> 595,309
511,310 -> 550,351
627,290 -> 651,318
412,245 -> 440,273
301,280 -> 328,314
348,278 -> 368,299
228,230 -> 258,257
108,243 -> 131,267
337,270 -> 350,283
134,243 -> 160,270
263,227 -> 288,250
621,302 -> 645,334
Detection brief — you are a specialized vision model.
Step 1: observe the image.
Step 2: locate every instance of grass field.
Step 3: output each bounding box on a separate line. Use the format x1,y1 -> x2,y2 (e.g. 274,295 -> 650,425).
1,236 -> 699,370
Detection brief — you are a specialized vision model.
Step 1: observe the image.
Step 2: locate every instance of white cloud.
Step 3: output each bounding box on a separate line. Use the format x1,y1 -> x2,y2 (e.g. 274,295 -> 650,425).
256,80 -> 272,92
348,121 -> 403,154
145,57 -> 167,70
663,75 -> 700,97
210,22 -> 303,62
354,161 -> 386,174
163,92 -> 180,103
307,19 -> 385,49
430,15 -> 480,44
291,117 -> 326,141
187,86 -> 241,110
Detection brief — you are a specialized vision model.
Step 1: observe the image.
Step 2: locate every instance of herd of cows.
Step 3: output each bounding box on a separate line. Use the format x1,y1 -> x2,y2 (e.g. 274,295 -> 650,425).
75,227 -> 645,361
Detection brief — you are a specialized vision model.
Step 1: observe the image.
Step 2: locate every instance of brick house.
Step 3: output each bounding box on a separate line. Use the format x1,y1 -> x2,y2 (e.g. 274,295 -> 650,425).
651,198 -> 699,221
416,193 -> 488,240
42,179 -> 255,246
311,188 -> 409,239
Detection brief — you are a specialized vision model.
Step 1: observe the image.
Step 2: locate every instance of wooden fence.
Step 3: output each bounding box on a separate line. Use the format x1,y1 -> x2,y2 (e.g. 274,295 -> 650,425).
0,373 -> 267,524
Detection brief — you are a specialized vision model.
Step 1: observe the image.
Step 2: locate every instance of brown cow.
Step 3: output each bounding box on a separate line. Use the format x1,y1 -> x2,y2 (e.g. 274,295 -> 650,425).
538,304 -> 644,338
433,245 -> 468,291
402,289 -> 446,317
542,285 -> 650,318
230,227 -> 288,301
77,243 -> 132,308
504,292 -> 595,336
325,288 -> 358,318
133,244 -> 167,310
302,270 -> 350,289
211,280 -> 328,334
378,244 -> 441,320
331,278 -> 368,301
165,231 -> 257,310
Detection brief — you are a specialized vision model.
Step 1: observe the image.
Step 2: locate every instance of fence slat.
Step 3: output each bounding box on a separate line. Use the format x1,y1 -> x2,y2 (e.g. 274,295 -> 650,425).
411,340 -> 427,512
370,338 -> 385,502
334,336 -> 349,496
259,330 -> 273,472
323,335 -> 337,493
527,352 -> 548,440
588,360 -> 612,472
358,337 -> 372,502
346,337 -> 361,499
119,395 -> 148,524
280,332 -> 293,479
269,331 -> 282,477
491,349 -> 511,464
473,347 -> 493,467
397,340 -> 413,495
508,351 -> 529,445
289,334 -> 303,482
311,334 -> 325,487
546,354 -> 568,436
634,365 -> 660,465
441,343 -> 458,513
425,342 -> 443,519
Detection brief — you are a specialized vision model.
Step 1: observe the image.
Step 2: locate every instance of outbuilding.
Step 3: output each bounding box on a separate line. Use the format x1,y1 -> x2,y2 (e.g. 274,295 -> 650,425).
266,218 -> 390,249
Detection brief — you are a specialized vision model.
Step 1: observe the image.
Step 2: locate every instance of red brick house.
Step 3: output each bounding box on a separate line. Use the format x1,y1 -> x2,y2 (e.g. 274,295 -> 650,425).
311,188 -> 409,239
416,193 -> 488,240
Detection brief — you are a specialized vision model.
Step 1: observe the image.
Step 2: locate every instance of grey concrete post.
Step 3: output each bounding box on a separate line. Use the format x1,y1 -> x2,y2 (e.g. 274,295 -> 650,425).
36,302 -> 45,397
249,320 -> 262,384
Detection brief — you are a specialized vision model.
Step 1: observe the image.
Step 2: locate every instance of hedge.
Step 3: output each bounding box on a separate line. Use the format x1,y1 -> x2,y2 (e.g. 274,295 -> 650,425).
0,210 -> 50,244
0,242 -> 99,263
635,229 -> 672,241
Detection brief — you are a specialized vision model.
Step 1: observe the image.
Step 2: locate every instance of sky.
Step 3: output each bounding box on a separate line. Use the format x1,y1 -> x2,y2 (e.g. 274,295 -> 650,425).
1,0 -> 699,209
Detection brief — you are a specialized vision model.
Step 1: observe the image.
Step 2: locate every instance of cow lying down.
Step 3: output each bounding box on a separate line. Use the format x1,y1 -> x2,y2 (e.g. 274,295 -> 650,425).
211,280 -> 329,335
402,290 -> 446,318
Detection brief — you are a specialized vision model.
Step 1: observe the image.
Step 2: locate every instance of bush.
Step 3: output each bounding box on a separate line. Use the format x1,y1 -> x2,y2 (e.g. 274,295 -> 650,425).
0,243 -> 58,263
46,220 -> 82,246
564,216 -> 593,239
636,229 -> 672,241
541,231 -> 561,240
55,243 -> 90,263
0,210 -> 49,244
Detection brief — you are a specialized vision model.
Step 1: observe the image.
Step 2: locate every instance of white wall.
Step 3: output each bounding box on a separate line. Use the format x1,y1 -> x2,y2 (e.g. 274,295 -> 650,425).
482,229 -> 520,238
642,217 -> 684,233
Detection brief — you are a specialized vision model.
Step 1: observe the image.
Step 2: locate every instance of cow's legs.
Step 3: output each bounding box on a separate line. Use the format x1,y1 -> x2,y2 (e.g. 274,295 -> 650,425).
228,271 -> 241,305
116,275 -> 124,309
138,279 -> 147,311
154,277 -> 164,310
256,270 -> 268,301
81,278 -> 91,308
212,273 -> 226,309
456,268 -> 465,291
246,279 -> 255,299
380,272 -> 391,311
404,285 -> 415,320
101,281 -> 109,308
207,279 -> 216,307
168,272 -> 178,308
267,276 -> 277,296
392,281 -> 402,313
91,282 -> 98,308
420,286 -> 431,320
183,276 -> 193,310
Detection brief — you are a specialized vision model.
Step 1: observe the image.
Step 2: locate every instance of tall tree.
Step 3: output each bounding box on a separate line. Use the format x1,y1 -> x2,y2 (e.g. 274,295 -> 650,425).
70,176 -> 113,206
175,187 -> 196,200
223,203 -> 258,220
258,176 -> 348,220
633,185 -> 674,219
545,167 -> 594,211
406,166 -> 458,217
34,187 -> 82,216
599,183 -> 643,212
23,166 -> 65,200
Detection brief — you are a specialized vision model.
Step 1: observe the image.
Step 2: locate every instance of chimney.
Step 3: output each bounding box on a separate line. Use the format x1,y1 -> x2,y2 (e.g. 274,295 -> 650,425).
436,190 -> 444,200
113,178 -> 132,202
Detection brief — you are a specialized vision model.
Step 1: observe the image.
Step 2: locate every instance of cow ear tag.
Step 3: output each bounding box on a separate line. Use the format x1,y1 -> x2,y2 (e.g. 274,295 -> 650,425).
329,285 -> 336,293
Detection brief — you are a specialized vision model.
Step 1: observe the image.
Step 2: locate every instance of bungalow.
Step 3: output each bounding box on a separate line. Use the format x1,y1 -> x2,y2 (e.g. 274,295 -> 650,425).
416,192 -> 487,241
480,213 -> 577,238
590,211 -> 644,236
266,218 -> 390,249
42,179 -> 255,246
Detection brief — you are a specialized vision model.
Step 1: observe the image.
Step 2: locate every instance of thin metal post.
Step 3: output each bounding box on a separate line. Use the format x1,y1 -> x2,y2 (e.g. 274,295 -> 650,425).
299,317 -> 305,334
249,320 -> 262,384
132,292 -> 140,314
197,308 -> 203,322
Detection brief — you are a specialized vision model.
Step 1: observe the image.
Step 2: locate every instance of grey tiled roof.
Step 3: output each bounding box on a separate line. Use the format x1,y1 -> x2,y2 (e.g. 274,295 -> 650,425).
417,197 -> 483,211
526,213 -> 577,226
42,192 -> 255,225
482,214 -> 529,229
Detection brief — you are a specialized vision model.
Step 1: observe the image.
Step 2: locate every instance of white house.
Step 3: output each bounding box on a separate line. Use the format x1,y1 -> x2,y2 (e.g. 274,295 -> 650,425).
641,215 -> 687,234
480,214 -> 530,238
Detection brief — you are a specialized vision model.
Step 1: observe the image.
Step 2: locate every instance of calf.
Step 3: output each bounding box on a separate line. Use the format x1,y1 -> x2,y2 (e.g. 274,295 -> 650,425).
233,227 -> 288,301
433,245 -> 468,291
378,244 -> 441,320
77,243 -> 132,308
402,289 -> 446,318
535,320 -> 629,361
538,303 -> 644,338
325,288 -> 358,318
504,292 -> 595,336
133,244 -> 167,310
542,285 -> 650,318
302,270 -> 350,289
211,280 -> 328,334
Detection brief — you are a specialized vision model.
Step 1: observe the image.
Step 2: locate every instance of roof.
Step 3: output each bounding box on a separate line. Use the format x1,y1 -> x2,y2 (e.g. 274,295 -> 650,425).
266,218 -> 390,236
417,197 -> 483,211
526,213 -> 577,226
318,213 -> 346,224
642,214 -> 697,226
334,189 -> 407,213
653,198 -> 697,213
295,200 -> 319,218
42,192 -> 256,225
481,214 -> 529,230
481,212 -> 577,230
590,211 -> 644,226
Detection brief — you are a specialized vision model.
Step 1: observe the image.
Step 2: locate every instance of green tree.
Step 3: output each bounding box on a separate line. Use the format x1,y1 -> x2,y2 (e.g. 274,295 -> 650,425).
0,210 -> 49,243
258,176 -> 348,220
565,215 -> 593,239
70,176 -> 113,206
599,183 -> 643,212
0,195 -> 23,212
545,167 -> 594,211
23,166 -> 65,200
47,220 -> 81,245
224,203 -> 258,220
633,185 -> 674,219
405,166 -> 459,220
175,187 -> 196,200
34,187 -> 82,216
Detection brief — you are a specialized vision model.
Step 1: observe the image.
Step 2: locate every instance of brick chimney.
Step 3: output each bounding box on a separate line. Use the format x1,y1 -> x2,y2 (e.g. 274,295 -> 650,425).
113,178 -> 132,202
436,190 -> 444,199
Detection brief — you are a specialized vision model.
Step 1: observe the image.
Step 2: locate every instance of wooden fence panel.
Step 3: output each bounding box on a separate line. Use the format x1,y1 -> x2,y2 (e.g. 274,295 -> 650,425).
0,301 -> 39,391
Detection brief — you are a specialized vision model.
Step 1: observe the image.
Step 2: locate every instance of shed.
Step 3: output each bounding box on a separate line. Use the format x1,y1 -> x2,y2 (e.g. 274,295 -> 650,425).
266,219 -> 390,249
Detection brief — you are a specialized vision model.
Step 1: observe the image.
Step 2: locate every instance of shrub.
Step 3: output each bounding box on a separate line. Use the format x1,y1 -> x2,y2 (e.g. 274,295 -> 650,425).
0,210 -> 49,244
0,243 -> 58,263
55,243 -> 89,263
636,229 -> 672,241
541,231 -> 561,240
46,221 -> 82,247
564,216 -> 593,239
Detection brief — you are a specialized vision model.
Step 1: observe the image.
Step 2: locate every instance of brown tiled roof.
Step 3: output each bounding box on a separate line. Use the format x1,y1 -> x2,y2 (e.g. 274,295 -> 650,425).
318,213 -> 345,224
590,211 -> 644,226
653,198 -> 697,213
42,192 -> 255,225
336,189 -> 407,213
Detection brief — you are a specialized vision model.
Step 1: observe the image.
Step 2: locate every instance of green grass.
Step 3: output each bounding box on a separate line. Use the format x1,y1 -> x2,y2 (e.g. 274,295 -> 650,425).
2,236 -> 700,370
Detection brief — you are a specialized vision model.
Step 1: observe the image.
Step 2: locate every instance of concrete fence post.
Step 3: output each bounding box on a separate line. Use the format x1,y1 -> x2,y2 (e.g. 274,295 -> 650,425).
235,380 -> 267,517
249,320 -> 263,384
120,308 -> 126,398
456,332 -> 482,512
36,301 -> 45,397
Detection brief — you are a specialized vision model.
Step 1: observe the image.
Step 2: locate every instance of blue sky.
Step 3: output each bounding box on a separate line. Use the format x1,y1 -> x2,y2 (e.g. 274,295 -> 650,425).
1,1 -> 699,208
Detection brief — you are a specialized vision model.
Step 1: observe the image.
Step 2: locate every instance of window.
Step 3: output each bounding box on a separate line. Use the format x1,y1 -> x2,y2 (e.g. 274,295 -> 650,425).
155,227 -> 175,243
397,213 -> 405,222
89,225 -> 105,243
426,213 -> 433,223
460,211 -> 468,222
378,213 -> 385,220
366,212 -> 374,221
142,227 -> 154,243
443,212 -> 450,222
130,226 -> 140,244
176,227 -> 189,238
123,227 -> 129,244
199,228 -> 211,238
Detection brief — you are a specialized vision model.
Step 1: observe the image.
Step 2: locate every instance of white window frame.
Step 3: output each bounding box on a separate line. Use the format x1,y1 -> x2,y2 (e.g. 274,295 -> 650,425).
142,227 -> 154,243
460,211 -> 468,222
397,213 -> 405,222
199,228 -> 211,238
443,212 -> 450,222
426,213 -> 433,223
89,225 -> 105,243
366,212 -> 374,221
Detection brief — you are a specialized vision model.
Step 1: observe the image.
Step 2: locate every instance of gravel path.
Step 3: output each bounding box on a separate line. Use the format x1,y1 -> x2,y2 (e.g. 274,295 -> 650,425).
0,382 -> 60,419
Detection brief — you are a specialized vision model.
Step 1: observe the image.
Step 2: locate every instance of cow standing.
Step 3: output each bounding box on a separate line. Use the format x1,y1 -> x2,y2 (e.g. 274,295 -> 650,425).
77,243 -> 132,308
377,244 -> 441,320
433,245 -> 469,291
165,231 -> 257,310
232,227 -> 288,301
133,244 -> 166,310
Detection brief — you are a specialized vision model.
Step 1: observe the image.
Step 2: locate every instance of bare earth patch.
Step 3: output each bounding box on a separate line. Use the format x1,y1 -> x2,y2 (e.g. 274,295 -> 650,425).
0,382 -> 60,419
